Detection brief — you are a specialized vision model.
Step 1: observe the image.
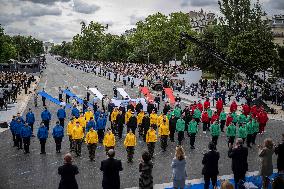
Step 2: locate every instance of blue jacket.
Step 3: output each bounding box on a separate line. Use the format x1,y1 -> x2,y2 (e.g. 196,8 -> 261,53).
10,119 -> 17,134
71,108 -> 80,118
57,108 -> 66,119
96,117 -> 106,130
15,116 -> 25,124
26,112 -> 35,124
41,110 -> 51,121
21,126 -> 32,138
15,122 -> 24,135
37,126 -> 48,139
86,120 -> 96,132
52,124 -> 64,138
94,110 -> 101,121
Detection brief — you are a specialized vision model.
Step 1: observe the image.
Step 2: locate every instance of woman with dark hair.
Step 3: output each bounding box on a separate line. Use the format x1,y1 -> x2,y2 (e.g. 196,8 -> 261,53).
172,146 -> 187,189
139,151 -> 153,189
58,153 -> 79,189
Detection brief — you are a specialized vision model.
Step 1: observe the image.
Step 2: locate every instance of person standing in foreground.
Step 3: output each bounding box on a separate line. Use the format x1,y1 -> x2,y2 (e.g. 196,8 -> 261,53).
258,138 -> 274,189
37,122 -> 48,154
58,153 -> 79,189
172,146 -> 187,189
146,126 -> 157,159
103,128 -> 116,154
85,127 -> 98,161
202,142 -> 220,189
52,121 -> 64,153
139,151 -> 154,189
100,149 -> 123,189
72,122 -> 84,157
228,138 -> 248,189
21,122 -> 32,154
124,129 -> 137,163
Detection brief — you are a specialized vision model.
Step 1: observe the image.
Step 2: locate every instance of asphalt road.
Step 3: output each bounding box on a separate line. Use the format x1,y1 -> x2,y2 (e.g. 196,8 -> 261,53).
0,55 -> 283,189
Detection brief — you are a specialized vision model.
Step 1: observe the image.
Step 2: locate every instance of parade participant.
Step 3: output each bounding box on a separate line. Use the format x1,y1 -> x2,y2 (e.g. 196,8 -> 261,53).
94,108 -> 101,122
230,100 -> 238,113
41,106 -> 51,130
86,117 -> 96,133
238,111 -> 247,125
210,120 -> 221,147
137,110 -> 145,137
103,128 -> 116,153
65,87 -> 70,103
42,88 -> 46,106
193,106 -> 201,125
86,86 -> 91,101
21,122 -> 32,154
124,130 -> 137,162
26,108 -> 35,136
219,109 -> 227,132
173,105 -> 182,119
71,105 -> 80,119
226,123 -> 237,147
58,87 -> 63,102
146,126 -> 157,158
57,105 -> 66,128
127,112 -> 137,133
163,101 -> 171,115
52,121 -> 64,153
82,97 -> 88,113
111,107 -> 119,132
201,110 -> 210,134
125,109 -> 132,125
77,113 -> 86,133
37,122 -> 48,154
207,107 -> 213,125
204,97 -> 210,109
188,117 -> 198,149
216,98 -> 223,115
150,110 -> 158,129
84,107 -> 94,122
15,118 -> 24,149
226,112 -> 233,126
176,116 -> 185,145
67,119 -> 75,151
158,118 -> 170,152
16,112 -> 25,123
154,94 -> 161,110
246,119 -> 254,148
85,127 -> 98,161
258,110 -> 268,134
113,85 -> 118,98
169,114 -> 176,142
182,105 -> 191,134
238,123 -> 247,143
211,111 -> 219,124
9,116 -> 17,147
252,117 -> 259,145
242,103 -> 250,116
197,100 -> 203,111
231,111 -> 238,126
135,100 -> 143,113
72,121 -> 84,157
116,110 -> 124,139
97,114 -> 107,143
142,112 -> 150,142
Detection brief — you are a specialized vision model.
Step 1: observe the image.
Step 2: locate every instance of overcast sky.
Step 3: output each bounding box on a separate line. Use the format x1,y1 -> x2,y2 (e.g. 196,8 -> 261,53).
0,0 -> 283,43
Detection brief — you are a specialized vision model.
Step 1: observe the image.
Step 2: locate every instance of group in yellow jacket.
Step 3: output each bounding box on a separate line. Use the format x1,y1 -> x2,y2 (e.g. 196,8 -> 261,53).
103,128 -> 116,154
85,127 -> 98,161
123,130 -> 137,162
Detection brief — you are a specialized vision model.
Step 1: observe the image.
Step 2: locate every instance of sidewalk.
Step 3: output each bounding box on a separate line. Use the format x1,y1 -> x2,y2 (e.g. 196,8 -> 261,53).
0,76 -> 40,133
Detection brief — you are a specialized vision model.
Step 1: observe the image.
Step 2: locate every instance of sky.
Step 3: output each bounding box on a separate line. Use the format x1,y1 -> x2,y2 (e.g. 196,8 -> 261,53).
0,0 -> 283,43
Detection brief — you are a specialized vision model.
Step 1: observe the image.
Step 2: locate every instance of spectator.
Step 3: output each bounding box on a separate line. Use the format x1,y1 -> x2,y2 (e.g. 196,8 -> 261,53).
58,153 -> 79,189
139,151 -> 153,189
172,146 -> 187,189
100,149 -> 123,189
275,134 -> 284,172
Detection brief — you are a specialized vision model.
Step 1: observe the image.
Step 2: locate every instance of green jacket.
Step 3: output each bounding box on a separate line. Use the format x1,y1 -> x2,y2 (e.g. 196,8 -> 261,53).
238,126 -> 247,138
231,112 -> 238,123
167,111 -> 174,120
193,109 -> 201,119
252,119 -> 259,133
246,115 -> 251,123
226,124 -> 236,137
238,114 -> 247,124
210,123 -> 221,136
219,112 -> 227,121
176,118 -> 185,132
246,122 -> 254,135
173,108 -> 182,118
188,120 -> 198,134
207,108 -> 213,118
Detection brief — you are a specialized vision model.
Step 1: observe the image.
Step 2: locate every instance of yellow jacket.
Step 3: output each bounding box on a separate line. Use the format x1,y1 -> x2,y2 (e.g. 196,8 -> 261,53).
78,116 -> 86,128
67,121 -> 75,136
125,110 -> 132,124
137,111 -> 145,125
146,129 -> 157,143
158,123 -> 170,136
157,114 -> 163,127
103,133 -> 116,147
111,110 -> 119,122
85,130 -> 98,144
150,113 -> 158,125
84,111 -> 94,122
124,133 -> 137,147
72,126 -> 84,140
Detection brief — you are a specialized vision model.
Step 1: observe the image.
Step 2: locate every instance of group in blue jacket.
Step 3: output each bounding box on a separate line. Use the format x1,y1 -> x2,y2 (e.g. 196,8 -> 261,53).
52,121 -> 64,153
21,123 -> 32,153
37,122 -> 49,154
41,107 -> 52,130
57,106 -> 66,127
71,106 -> 80,119
26,109 -> 35,135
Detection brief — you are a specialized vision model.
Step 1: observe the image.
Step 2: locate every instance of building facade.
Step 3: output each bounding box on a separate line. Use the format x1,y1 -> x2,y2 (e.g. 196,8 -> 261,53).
271,15 -> 284,46
43,42 -> 54,53
187,9 -> 217,33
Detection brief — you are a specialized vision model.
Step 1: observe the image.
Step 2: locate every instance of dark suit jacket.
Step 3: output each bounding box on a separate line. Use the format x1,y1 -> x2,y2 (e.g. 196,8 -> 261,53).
275,142 -> 284,171
202,150 -> 220,176
100,158 -> 123,189
58,164 -> 79,189
228,146 -> 248,174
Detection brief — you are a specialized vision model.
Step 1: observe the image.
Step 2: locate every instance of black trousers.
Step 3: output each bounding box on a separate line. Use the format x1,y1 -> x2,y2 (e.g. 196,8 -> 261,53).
147,142 -> 155,158
117,125 -> 123,139
252,132 -> 257,144
59,118 -> 65,128
203,122 -> 209,131
12,133 -> 17,146
98,129 -> 105,143
54,137 -> 62,152
177,131 -> 184,145
42,99 -> 46,106
69,135 -> 74,150
16,134 -> 22,149
43,120 -> 50,130
87,143 -> 97,160
59,94 -> 63,102
169,128 -> 175,141
247,134 -> 252,147
127,127 -> 136,134
220,120 -> 226,132
23,137 -> 30,153
74,139 -> 82,156
126,146 -> 134,162
190,133 -> 196,147
228,136 -> 235,147
138,124 -> 143,137
160,135 -> 168,151
212,136 -> 218,146
204,174 -> 217,189
28,123 -> 34,134
195,118 -> 200,125
40,139 -> 46,153
233,172 -> 246,189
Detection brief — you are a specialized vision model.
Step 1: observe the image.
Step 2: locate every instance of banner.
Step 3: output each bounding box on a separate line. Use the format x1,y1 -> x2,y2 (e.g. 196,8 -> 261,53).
140,87 -> 154,101
117,88 -> 131,99
38,91 -> 71,109
89,88 -> 103,100
164,88 -> 176,105
63,90 -> 92,107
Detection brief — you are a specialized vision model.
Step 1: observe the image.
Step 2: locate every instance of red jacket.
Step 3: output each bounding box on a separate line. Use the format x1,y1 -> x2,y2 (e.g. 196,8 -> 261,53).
230,101 -> 237,113
197,103 -> 203,111
250,105 -> 258,117
211,114 -> 219,124
216,100 -> 223,111
242,104 -> 250,116
204,100 -> 210,109
201,112 -> 209,123
258,111 -> 268,124
191,104 -> 197,115
226,116 -> 233,126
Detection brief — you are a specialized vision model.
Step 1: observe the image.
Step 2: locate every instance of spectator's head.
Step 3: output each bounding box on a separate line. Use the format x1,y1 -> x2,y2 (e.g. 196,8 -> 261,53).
142,151 -> 151,163
107,149 -> 115,158
264,138 -> 274,149
208,142 -> 216,151
221,180 -> 234,189
236,138 -> 243,146
64,153 -> 72,164
175,146 -> 185,161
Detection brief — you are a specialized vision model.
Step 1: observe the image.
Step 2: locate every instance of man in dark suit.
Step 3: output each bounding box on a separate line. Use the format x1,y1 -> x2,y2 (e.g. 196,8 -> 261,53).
202,142 -> 220,189
100,149 -> 123,189
228,138 -> 248,189
275,133 -> 284,172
